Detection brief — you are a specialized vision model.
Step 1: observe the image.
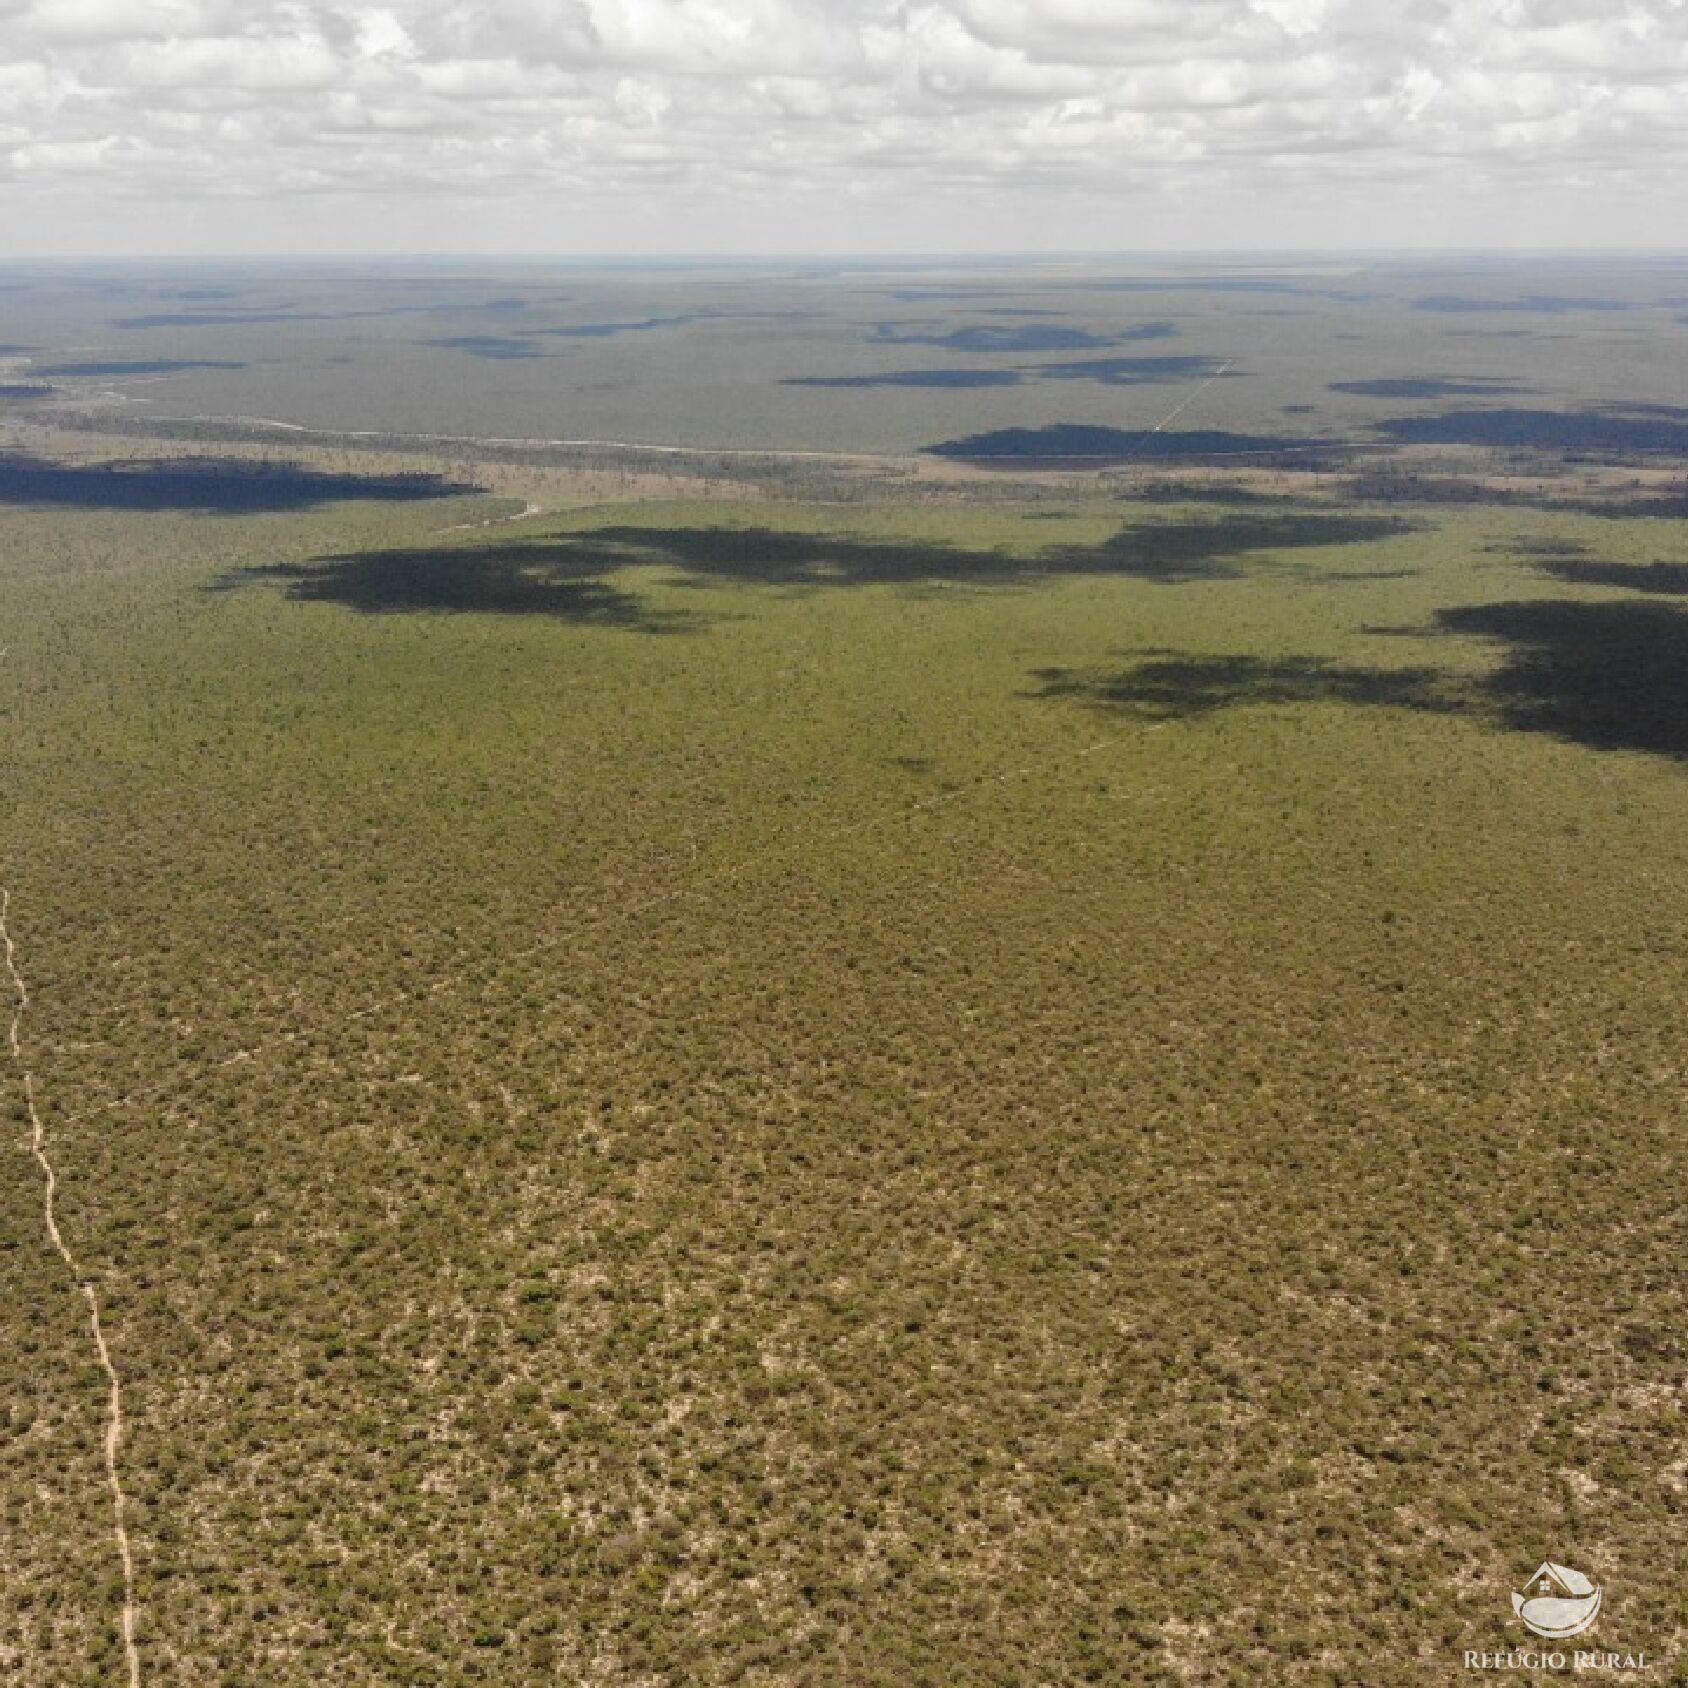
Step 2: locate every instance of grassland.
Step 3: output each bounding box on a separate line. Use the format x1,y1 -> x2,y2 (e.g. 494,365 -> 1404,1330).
2,421 -> 1684,1687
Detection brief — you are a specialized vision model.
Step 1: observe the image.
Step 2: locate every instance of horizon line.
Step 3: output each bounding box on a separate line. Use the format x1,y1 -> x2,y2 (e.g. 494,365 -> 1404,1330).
6,245 -> 1688,266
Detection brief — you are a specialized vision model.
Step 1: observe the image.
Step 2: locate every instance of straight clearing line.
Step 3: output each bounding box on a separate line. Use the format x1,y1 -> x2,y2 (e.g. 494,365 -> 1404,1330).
2,887 -> 142,1688
55,715 -> 1177,1137
180,415 -> 898,464
172,410 -> 1369,462
1145,361 -> 1234,434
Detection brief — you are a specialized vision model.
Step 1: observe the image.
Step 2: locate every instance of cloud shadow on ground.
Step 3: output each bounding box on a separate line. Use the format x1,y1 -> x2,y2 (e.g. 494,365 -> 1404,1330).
0,454 -> 479,513
1033,596 -> 1688,762
211,511 -> 1416,621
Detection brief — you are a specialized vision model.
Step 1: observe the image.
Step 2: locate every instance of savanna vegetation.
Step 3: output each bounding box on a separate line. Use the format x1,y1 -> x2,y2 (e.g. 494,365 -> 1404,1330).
2,258 -> 1685,1685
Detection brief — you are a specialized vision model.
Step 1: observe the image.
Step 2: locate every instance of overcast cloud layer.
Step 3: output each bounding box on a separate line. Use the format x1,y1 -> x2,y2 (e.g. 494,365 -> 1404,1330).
2,0 -> 1686,254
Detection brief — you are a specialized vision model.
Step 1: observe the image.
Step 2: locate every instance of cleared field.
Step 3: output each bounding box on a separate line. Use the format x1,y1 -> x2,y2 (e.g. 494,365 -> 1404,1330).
2,439 -> 1684,1683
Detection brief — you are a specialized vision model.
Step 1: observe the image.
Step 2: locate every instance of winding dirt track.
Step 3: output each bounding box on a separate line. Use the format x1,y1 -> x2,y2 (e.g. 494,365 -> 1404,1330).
2,887 -> 141,1688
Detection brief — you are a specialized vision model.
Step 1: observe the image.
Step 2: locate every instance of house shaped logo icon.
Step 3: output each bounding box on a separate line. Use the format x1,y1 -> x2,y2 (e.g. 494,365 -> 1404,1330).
1512,1562 -> 1602,1640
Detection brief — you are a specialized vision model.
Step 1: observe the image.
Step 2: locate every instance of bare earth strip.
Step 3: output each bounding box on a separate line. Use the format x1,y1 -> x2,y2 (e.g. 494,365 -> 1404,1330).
2,886 -> 142,1688
434,499 -> 544,535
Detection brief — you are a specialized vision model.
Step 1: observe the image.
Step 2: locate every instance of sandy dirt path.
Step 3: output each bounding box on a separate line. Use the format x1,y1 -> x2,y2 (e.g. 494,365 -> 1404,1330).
2,887 -> 142,1688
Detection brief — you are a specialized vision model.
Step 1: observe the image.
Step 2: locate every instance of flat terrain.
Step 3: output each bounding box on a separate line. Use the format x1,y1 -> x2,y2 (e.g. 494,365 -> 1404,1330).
1,260 -> 1685,1686
6,254 -> 1688,455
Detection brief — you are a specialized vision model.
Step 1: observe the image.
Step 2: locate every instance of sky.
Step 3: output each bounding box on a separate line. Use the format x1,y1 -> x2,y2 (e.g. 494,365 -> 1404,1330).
1,0 -> 1686,257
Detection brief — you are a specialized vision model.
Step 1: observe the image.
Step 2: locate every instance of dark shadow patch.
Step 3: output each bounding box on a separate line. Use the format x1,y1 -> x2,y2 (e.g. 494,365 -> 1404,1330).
870,322 -> 1177,353
216,541 -> 688,631
36,358 -> 245,376
0,343 -> 36,355
883,288 -> 1023,302
0,454 -> 478,513
1535,558 -> 1688,595
1029,655 -> 1453,718
1039,513 -> 1412,583
526,314 -> 708,340
1347,474 -> 1688,519
1038,597 -> 1688,762
1483,537 -> 1590,558
1080,278 -> 1371,302
1573,494 -> 1688,519
784,368 -> 1024,389
1319,568 -> 1422,582
1592,401 -> 1688,422
1436,598 -> 1688,758
116,299 -> 548,330
1377,408 -> 1688,452
1340,472 -> 1570,511
1036,355 -> 1230,385
1123,482 -> 1297,507
424,335 -> 553,360
0,384 -> 54,400
211,512 -> 1414,620
1414,295 -> 1632,314
1330,377 -> 1530,399
927,423 -> 1335,466
114,312 -> 317,328
792,352 -> 1226,389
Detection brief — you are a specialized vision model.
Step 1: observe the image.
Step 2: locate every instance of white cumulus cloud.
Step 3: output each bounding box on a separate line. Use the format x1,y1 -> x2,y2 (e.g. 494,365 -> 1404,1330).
0,0 -> 1683,249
